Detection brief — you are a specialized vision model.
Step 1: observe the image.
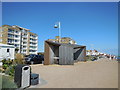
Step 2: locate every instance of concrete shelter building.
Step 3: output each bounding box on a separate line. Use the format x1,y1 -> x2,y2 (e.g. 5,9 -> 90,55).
44,40 -> 86,65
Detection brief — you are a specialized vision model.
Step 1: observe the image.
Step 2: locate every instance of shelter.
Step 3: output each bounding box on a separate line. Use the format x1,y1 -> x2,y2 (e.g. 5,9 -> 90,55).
44,40 -> 86,65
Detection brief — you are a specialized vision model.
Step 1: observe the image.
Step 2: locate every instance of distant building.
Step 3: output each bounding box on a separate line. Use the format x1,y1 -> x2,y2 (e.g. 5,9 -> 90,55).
86,50 -> 99,56
48,36 -> 77,44
0,25 -> 38,55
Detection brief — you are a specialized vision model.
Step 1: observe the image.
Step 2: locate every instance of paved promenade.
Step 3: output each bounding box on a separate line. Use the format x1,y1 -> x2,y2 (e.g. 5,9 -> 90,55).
29,58 -> 118,88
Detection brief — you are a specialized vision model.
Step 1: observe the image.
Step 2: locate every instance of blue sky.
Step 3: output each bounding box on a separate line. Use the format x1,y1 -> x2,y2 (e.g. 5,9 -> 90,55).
2,2 -> 118,55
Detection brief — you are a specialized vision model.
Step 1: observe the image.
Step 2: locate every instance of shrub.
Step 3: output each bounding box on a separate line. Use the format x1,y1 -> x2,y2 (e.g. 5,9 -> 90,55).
14,53 -> 25,64
86,55 -> 98,61
2,59 -> 16,76
2,59 -> 13,70
2,59 -> 13,65
5,65 -> 16,76
86,55 -> 92,61
2,64 -> 8,70
2,54 -> 25,76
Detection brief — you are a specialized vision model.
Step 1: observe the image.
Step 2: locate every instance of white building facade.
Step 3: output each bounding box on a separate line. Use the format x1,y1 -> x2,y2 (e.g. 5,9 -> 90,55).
0,44 -> 15,61
0,25 -> 38,55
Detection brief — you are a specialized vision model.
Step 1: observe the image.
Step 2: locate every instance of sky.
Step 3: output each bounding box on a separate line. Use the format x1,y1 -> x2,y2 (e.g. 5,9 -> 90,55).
2,2 -> 118,55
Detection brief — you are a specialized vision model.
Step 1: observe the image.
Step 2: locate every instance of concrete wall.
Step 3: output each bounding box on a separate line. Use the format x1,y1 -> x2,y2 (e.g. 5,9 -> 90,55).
49,45 -> 55,64
44,42 -> 50,65
59,45 -> 74,65
44,41 -> 60,65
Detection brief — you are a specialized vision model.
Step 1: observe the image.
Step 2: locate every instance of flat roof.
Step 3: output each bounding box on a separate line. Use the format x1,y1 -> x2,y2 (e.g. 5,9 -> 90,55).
0,44 -> 15,48
13,25 -> 30,31
45,40 -> 86,48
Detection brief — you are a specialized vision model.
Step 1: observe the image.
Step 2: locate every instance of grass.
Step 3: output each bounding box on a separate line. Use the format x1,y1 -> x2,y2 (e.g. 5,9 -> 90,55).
0,74 -> 2,90
1,74 -> 18,90
1,56 -> 25,90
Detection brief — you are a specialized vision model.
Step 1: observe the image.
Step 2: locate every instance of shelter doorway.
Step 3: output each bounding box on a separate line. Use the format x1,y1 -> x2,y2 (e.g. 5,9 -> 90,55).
74,47 -> 85,62
50,45 -> 59,64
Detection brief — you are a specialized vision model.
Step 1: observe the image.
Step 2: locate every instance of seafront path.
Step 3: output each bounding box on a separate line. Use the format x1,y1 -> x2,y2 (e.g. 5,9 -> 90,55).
29,58 -> 118,88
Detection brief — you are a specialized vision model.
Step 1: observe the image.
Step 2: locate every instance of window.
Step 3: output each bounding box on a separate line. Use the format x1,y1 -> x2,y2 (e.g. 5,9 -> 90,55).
15,40 -> 18,42
15,44 -> 17,47
30,38 -> 35,41
32,43 -> 36,45
15,44 -> 19,47
23,50 -> 26,52
61,39 -> 65,42
23,42 -> 27,44
8,39 -> 13,42
8,34 -> 14,38
7,49 -> 9,52
29,50 -> 36,52
15,31 -> 18,33
23,38 -> 27,40
24,34 -> 27,36
8,29 -> 14,33
15,35 -> 19,38
23,46 -> 26,48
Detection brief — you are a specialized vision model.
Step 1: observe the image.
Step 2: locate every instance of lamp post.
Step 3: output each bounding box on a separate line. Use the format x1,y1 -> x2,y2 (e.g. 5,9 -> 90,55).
54,21 -> 61,43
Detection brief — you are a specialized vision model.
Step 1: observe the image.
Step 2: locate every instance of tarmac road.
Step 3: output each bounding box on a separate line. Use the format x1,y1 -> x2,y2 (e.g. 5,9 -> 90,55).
29,58 -> 118,88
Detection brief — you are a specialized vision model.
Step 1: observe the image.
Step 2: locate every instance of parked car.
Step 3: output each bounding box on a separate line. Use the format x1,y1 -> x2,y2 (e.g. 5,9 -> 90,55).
91,56 -> 97,61
25,55 -> 44,64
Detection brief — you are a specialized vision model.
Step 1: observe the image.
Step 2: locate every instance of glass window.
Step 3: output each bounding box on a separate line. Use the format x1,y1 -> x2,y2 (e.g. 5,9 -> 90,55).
15,40 -> 18,42
15,31 -> 19,33
23,42 -> 27,44
15,35 -> 19,38
8,29 -> 13,33
8,34 -> 13,38
23,50 -> 26,52
23,46 -> 26,48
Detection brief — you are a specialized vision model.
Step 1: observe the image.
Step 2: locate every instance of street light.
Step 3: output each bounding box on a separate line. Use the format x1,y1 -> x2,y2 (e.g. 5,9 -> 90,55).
54,22 -> 61,43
